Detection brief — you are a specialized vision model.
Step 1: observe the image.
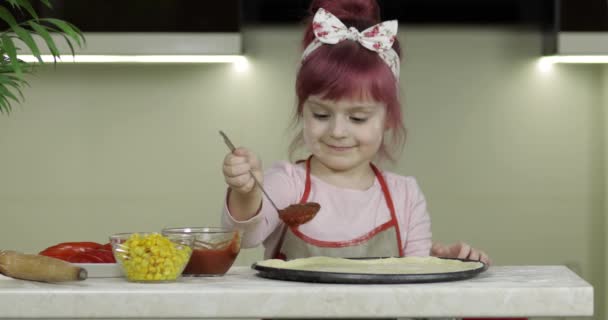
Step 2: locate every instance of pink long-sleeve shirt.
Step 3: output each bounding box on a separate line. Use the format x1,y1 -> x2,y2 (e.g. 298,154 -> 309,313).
222,161 -> 432,259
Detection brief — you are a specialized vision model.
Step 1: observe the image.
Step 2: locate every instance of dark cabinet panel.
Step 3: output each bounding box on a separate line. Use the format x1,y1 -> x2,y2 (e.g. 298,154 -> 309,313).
242,0 -> 553,26
6,0 -> 240,32
559,0 -> 608,31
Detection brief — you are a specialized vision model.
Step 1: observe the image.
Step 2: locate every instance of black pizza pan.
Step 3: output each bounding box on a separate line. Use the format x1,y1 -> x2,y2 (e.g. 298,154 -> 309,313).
251,257 -> 488,284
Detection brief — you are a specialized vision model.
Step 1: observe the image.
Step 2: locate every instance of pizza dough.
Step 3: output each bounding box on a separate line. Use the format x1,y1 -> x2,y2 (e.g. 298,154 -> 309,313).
256,256 -> 483,274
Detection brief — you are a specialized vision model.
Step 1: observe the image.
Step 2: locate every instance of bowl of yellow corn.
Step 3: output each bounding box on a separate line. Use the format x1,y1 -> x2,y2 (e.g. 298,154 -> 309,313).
110,232 -> 193,283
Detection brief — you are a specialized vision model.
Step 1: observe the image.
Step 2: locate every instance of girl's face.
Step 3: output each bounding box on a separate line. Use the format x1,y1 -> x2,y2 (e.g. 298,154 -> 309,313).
302,94 -> 387,172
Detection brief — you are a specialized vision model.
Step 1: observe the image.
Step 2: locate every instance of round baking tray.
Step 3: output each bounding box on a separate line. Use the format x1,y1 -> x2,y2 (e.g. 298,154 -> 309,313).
251,257 -> 488,284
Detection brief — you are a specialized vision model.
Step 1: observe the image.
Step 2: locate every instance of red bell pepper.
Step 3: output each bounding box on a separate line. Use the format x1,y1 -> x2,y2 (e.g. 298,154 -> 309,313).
89,249 -> 116,263
39,242 -> 117,263
65,249 -> 116,263
100,243 -> 112,252
39,242 -> 103,262
66,252 -> 106,263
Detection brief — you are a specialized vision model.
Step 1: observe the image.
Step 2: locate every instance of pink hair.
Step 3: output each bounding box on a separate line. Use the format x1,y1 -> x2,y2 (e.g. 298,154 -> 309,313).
289,0 -> 406,162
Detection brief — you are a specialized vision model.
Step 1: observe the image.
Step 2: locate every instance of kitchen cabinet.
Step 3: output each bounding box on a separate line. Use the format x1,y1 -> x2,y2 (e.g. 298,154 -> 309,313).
0,266 -> 593,318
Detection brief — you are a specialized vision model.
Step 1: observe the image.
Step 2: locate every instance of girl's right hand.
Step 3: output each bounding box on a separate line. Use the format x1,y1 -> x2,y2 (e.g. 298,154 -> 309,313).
222,147 -> 263,195
431,242 -> 492,266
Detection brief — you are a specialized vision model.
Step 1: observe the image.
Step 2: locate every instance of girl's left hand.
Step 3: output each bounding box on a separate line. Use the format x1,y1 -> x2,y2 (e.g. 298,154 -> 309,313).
430,242 -> 492,266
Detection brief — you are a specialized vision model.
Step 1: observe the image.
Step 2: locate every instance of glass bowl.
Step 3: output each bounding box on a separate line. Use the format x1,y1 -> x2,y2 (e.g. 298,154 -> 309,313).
161,227 -> 241,276
110,232 -> 193,283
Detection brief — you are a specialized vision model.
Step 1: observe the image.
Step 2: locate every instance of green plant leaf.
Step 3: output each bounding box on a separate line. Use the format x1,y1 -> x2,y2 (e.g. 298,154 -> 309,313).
45,23 -> 85,61
0,72 -> 29,113
9,0 -> 38,20
0,73 -> 28,84
7,0 -> 49,10
0,59 -> 32,75
56,32 -> 75,58
28,21 -> 59,59
19,0 -> 37,20
0,0 -> 80,114
42,18 -> 85,48
0,96 -> 10,114
38,0 -> 52,8
0,81 -> 20,103
0,73 -> 27,99
1,95 -> 14,114
66,21 -> 86,46
0,75 -> 28,114
0,5 -> 18,27
4,73 -> 27,83
12,25 -> 42,63
1,34 -> 22,77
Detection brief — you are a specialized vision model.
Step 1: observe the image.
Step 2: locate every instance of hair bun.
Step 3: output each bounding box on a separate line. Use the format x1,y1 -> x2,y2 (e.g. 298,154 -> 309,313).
309,0 -> 380,24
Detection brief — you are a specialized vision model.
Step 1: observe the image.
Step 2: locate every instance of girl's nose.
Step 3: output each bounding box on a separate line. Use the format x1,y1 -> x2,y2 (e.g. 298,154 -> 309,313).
329,117 -> 348,138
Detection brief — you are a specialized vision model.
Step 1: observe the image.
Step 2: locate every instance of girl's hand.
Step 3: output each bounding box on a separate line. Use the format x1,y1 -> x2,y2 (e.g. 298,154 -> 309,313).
222,147 -> 263,195
430,242 -> 492,266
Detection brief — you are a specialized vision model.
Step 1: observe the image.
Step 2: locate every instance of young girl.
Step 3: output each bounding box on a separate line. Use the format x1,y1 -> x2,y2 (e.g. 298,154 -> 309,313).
221,0 -> 490,265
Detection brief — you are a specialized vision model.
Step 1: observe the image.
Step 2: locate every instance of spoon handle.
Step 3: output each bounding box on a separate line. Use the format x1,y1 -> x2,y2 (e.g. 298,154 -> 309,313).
219,130 -> 281,212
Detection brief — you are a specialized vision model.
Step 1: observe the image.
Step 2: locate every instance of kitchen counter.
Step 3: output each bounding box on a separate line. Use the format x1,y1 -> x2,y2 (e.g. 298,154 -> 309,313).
0,265 -> 593,318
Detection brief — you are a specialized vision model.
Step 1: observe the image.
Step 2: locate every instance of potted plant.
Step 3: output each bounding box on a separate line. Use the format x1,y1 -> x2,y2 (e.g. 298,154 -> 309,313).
0,0 -> 84,114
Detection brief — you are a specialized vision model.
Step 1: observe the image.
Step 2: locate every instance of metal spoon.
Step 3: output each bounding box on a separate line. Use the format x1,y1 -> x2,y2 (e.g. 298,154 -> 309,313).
219,130 -> 320,227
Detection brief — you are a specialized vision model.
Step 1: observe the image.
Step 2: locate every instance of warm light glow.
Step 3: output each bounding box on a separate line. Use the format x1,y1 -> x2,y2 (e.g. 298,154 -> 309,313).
16,55 -> 248,64
540,55 -> 608,64
537,59 -> 553,73
233,57 -> 249,72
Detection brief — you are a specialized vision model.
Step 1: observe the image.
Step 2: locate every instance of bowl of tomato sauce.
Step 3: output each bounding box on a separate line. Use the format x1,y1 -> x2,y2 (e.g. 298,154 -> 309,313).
161,227 -> 241,276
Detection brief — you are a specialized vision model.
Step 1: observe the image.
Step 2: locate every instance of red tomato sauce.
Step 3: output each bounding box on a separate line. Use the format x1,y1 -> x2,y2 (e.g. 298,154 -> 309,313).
183,233 -> 240,276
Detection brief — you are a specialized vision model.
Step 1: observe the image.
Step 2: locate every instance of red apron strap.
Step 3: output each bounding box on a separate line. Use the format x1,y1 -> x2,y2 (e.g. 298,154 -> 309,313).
370,163 -> 404,257
300,155 -> 313,204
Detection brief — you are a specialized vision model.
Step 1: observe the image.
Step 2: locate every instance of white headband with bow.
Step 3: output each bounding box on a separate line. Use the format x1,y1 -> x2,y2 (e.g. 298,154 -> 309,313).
301,8 -> 400,79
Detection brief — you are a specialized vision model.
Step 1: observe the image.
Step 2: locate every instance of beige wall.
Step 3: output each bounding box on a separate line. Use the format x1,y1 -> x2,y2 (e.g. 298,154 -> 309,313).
605,65 -> 608,318
0,26 -> 605,319
603,65 -> 608,319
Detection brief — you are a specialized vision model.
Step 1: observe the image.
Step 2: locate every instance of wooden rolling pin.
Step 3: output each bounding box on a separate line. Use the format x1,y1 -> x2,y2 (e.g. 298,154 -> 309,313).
0,250 -> 87,282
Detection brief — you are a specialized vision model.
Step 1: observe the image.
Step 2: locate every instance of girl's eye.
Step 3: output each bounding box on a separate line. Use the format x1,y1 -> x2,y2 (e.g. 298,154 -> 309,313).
350,116 -> 368,123
313,113 -> 329,120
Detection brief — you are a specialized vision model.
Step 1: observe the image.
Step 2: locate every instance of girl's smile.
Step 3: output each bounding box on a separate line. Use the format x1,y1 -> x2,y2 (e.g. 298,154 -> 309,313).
325,143 -> 356,151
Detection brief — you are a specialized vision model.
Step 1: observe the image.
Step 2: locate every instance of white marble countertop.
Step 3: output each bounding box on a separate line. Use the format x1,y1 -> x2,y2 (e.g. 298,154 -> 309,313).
0,265 -> 593,318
